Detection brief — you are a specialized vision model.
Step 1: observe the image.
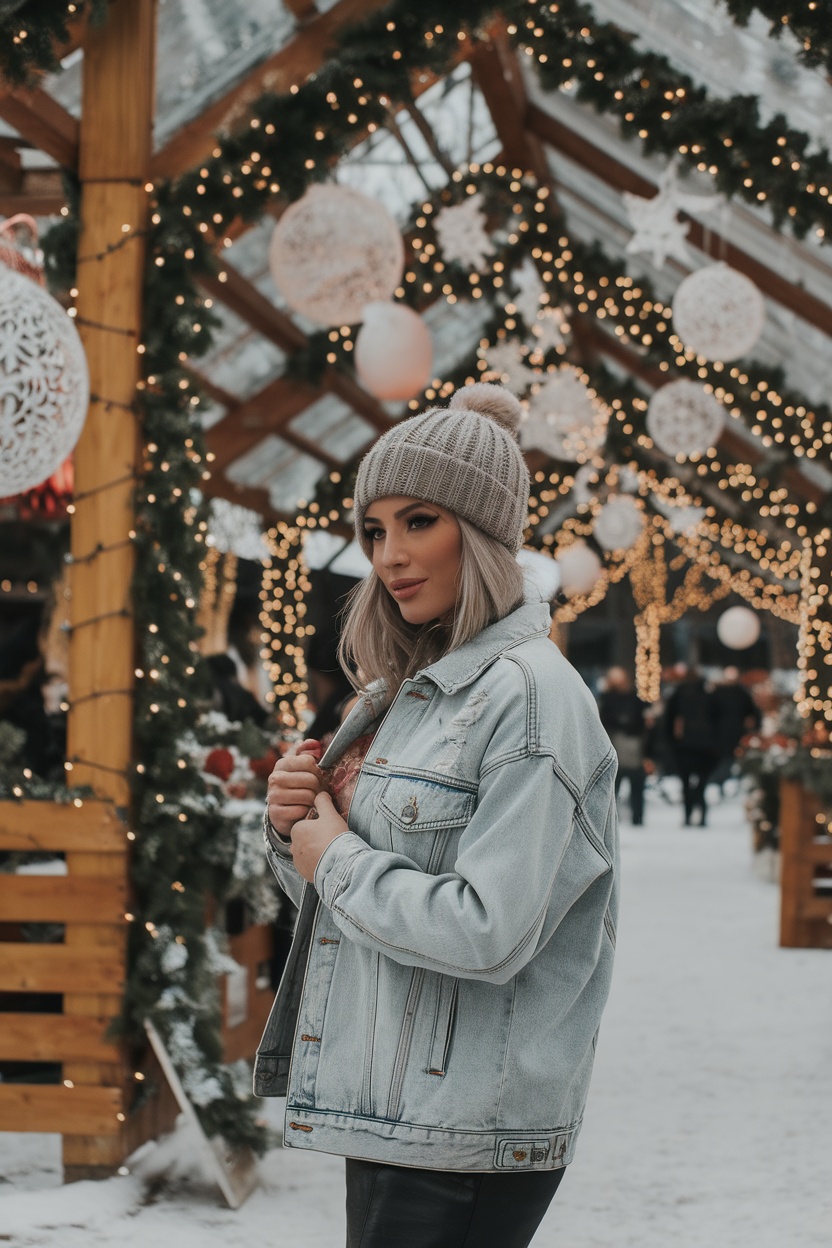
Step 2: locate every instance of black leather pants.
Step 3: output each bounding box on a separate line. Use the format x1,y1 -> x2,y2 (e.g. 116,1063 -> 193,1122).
345,1158 -> 565,1248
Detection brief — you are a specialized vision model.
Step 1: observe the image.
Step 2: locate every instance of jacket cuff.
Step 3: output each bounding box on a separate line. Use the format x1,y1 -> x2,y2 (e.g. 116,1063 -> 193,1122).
314,832 -> 368,904
262,807 -> 293,858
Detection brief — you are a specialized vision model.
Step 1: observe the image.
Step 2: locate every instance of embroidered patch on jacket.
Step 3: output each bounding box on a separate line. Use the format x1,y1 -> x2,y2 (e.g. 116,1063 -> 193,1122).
433,689 -> 490,774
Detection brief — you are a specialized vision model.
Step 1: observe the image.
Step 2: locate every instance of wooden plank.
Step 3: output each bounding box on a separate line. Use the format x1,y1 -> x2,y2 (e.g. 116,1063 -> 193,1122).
469,28 -> 550,181
527,103 -> 832,338
0,801 -> 127,853
0,943 -> 124,994
0,1014 -> 120,1063
0,86 -> 79,168
206,376 -> 321,471
0,875 -> 127,923
150,0 -> 391,179
0,1085 -> 122,1136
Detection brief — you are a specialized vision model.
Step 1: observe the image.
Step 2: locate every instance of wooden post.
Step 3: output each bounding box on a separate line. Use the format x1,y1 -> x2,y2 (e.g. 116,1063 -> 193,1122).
63,0 -> 157,1179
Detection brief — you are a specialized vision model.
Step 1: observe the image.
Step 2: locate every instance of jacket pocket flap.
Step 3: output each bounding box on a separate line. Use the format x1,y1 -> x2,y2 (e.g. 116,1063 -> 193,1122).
378,775 -> 475,832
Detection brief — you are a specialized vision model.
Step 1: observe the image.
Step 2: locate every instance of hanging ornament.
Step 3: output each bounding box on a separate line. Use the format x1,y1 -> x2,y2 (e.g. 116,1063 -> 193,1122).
624,161 -> 721,268
517,549 -> 561,601
717,605 -> 761,650
556,542 -> 603,595
510,258 -> 545,325
593,496 -> 645,552
268,184 -> 404,327
521,366 -> 608,462
207,498 -> 268,562
354,302 -> 433,401
480,338 -> 535,395
646,379 -> 725,457
671,262 -> 765,361
529,305 -> 570,356
434,193 -> 495,272
0,250 -> 89,498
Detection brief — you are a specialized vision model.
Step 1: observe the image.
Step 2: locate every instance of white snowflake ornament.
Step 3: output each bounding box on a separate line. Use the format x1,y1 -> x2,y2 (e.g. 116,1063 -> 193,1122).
624,161 -> 722,269
530,305 -> 569,355
511,258 -> 545,325
434,194 -> 495,272
480,338 -> 535,395
593,496 -> 645,552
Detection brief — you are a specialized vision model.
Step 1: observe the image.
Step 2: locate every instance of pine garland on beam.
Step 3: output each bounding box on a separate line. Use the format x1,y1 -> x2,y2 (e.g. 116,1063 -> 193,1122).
724,1 -> 832,77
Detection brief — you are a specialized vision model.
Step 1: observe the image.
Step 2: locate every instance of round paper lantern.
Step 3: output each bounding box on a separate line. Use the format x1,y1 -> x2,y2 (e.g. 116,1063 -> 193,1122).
717,606 -> 761,650
354,302 -> 433,400
672,262 -> 765,362
0,262 -> 89,497
268,184 -> 404,327
557,542 -> 603,595
646,379 -> 725,458
517,548 -> 561,601
593,496 -> 645,552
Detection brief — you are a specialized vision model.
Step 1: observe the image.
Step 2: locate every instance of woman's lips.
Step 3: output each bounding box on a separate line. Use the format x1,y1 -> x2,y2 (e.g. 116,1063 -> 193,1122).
390,579 -> 427,599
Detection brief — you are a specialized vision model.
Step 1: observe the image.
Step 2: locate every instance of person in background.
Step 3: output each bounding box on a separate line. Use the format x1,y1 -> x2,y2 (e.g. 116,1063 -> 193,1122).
205,652 -> 268,726
663,668 -> 718,827
598,666 -> 651,827
709,666 -> 761,792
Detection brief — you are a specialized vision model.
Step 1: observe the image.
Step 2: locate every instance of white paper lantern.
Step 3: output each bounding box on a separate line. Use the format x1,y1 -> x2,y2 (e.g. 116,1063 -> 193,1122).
717,606 -> 761,650
672,262 -> 765,362
354,302 -> 433,401
517,548 -> 561,601
521,367 -> 608,462
647,379 -> 725,458
593,496 -> 645,552
269,184 -> 404,327
557,542 -> 603,595
0,262 -> 89,497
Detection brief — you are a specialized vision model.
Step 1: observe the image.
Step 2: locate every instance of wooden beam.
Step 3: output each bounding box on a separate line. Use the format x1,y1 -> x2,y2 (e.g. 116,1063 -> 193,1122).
150,0 -> 392,180
0,1085 -> 122,1136
63,0 -> 157,1179
0,1014 -> 120,1064
197,266 -> 394,433
201,472 -> 284,524
0,166 -> 66,216
0,800 -> 127,853
0,86 -> 79,168
527,104 -> 832,338
468,28 -> 551,183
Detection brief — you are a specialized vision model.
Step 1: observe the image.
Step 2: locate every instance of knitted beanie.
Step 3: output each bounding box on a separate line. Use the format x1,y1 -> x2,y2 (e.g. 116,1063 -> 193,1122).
353,382 -> 529,554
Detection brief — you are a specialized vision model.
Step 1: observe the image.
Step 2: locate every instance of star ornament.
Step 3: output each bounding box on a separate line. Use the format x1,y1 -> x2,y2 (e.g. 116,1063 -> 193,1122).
480,339 -> 536,395
434,193 -> 495,272
624,162 -> 722,269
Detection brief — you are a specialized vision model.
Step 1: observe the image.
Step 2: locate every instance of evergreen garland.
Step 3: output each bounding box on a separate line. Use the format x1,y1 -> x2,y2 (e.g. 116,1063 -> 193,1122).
724,1 -> 832,77
0,0 -> 108,87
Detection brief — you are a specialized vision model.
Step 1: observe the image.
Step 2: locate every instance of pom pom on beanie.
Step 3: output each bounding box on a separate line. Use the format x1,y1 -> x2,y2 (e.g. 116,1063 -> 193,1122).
353,382 -> 529,554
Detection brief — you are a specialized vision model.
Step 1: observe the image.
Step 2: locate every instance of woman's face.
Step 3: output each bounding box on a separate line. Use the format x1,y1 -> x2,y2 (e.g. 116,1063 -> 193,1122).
363,495 -> 462,625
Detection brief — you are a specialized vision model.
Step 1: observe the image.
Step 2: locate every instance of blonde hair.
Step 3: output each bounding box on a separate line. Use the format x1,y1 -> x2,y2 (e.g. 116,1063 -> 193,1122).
338,517 -> 524,697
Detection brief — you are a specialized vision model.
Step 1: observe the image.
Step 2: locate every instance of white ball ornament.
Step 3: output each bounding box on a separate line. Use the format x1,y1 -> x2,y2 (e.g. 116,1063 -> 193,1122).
557,542 -> 603,595
268,184 -> 404,327
354,302 -> 433,401
671,262 -> 765,362
717,606 -> 761,650
647,379 -> 725,458
593,496 -> 645,552
0,262 -> 90,496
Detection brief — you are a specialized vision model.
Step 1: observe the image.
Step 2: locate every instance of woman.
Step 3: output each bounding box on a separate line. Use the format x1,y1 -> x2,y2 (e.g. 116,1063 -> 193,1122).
258,383 -> 619,1247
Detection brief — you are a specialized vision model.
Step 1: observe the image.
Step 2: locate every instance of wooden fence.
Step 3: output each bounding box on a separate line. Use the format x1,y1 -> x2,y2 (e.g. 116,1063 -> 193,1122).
780,778 -> 832,949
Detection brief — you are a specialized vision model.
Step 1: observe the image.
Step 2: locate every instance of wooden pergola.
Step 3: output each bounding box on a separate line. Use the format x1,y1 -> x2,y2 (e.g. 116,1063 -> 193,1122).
1,0 -> 830,1177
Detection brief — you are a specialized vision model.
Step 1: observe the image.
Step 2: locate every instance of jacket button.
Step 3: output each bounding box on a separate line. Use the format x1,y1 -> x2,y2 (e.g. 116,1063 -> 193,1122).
401,804 -> 417,823
513,1150 -> 527,1162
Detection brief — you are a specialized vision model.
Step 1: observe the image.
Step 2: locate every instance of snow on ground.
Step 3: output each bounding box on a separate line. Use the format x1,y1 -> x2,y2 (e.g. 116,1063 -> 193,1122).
2,788 -> 831,1246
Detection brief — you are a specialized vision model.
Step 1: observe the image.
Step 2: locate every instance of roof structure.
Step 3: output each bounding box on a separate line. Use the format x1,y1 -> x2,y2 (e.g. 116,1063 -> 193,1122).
2,0 -> 831,534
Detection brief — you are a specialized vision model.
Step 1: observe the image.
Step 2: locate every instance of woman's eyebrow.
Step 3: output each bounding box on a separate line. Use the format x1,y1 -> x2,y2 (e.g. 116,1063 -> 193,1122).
364,502 -> 433,525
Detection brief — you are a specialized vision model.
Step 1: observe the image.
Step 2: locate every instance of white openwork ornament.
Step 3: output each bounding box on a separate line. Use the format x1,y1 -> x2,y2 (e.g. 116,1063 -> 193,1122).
521,366 -> 608,462
593,496 -> 645,552
268,184 -> 404,328
671,262 -> 765,362
646,379 -> 725,458
0,262 -> 90,497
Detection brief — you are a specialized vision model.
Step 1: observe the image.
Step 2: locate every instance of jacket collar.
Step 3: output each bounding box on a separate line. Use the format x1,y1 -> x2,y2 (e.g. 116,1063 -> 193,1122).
417,601 -> 552,694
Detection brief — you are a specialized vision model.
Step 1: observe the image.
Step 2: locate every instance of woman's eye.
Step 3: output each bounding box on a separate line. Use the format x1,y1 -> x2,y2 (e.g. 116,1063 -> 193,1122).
364,527 -> 383,542
408,513 -> 437,530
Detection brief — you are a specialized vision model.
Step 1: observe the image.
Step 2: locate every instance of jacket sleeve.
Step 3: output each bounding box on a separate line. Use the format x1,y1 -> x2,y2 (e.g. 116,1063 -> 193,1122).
262,808 -> 305,909
313,750 -> 608,984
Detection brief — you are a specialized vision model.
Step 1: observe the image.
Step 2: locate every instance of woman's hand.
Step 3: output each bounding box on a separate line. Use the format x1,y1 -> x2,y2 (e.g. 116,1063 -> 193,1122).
267,739 -> 325,839
290,792 -> 349,883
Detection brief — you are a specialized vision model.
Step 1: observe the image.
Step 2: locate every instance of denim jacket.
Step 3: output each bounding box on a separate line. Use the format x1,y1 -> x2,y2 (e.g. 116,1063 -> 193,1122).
254,601 -> 619,1172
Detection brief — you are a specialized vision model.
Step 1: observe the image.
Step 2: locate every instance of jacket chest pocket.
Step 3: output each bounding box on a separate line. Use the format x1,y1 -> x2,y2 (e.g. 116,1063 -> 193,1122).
377,775 -> 475,872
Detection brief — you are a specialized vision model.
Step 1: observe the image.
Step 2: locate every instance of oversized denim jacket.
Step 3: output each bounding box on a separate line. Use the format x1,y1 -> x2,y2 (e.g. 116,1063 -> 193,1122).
254,601 -> 619,1173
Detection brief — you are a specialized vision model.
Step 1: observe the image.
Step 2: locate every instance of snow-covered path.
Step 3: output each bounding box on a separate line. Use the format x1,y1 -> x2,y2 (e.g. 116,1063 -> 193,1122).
2,791 -> 831,1246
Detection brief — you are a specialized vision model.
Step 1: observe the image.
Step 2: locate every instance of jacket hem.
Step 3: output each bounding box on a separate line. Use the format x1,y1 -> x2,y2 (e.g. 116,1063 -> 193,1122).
282,1104 -> 581,1172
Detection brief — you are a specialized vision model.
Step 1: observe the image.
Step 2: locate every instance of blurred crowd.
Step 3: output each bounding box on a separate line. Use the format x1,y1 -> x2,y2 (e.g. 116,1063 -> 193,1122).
597,664 -> 762,828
